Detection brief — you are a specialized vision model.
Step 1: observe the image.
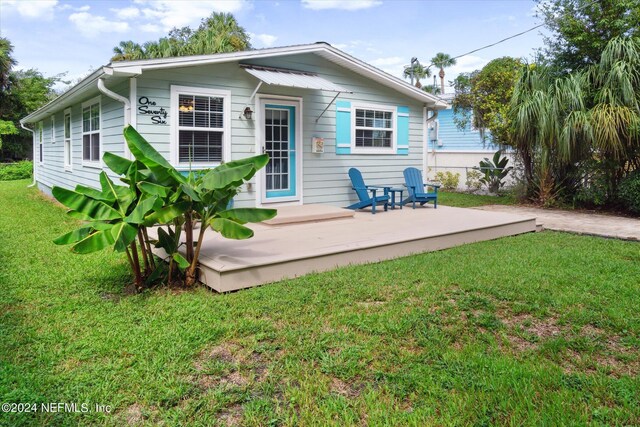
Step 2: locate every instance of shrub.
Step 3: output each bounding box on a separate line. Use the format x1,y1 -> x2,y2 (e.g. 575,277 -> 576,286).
434,171 -> 460,191
465,169 -> 483,192
0,161 -> 32,181
618,170 -> 640,214
476,150 -> 512,194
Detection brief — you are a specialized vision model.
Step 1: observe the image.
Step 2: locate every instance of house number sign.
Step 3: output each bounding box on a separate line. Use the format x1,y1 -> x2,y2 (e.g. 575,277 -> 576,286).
138,96 -> 167,124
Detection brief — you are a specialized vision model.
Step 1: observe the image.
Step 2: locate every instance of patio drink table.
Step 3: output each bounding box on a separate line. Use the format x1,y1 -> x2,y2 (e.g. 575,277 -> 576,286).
383,187 -> 404,209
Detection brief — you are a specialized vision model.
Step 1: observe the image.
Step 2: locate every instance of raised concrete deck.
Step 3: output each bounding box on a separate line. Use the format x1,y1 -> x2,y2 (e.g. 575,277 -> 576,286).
197,205 -> 537,292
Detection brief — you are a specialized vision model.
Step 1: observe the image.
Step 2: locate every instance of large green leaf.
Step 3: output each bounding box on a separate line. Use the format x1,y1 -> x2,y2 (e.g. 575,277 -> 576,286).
52,187 -> 121,221
53,227 -> 93,245
217,154 -> 269,181
218,208 -> 277,224
138,181 -> 169,197
124,126 -> 186,185
143,201 -> 190,226
210,217 -> 254,240
71,228 -> 116,254
125,195 -> 158,224
99,172 -> 135,215
74,185 -> 115,203
111,222 -> 138,252
103,152 -> 133,175
201,164 -> 253,190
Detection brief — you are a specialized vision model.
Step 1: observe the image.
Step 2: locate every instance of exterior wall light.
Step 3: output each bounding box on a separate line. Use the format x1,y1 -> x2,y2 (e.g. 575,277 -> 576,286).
243,107 -> 253,120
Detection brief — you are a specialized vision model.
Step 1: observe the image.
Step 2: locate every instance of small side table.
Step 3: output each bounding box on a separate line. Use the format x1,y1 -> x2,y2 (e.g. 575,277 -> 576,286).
384,187 -> 404,209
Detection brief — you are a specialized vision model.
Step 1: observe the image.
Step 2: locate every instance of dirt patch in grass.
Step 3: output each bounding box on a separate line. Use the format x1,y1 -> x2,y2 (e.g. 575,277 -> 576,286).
218,403 -> 243,426
125,403 -> 144,425
193,342 -> 271,390
330,377 -> 362,398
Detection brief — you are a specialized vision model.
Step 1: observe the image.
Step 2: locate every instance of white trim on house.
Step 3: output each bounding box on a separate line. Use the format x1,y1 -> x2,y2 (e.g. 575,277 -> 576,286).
37,121 -> 43,165
63,108 -> 72,172
169,85 -> 232,170
127,77 -> 136,160
81,95 -> 102,169
50,115 -> 55,144
350,102 -> 397,155
254,94 -> 304,207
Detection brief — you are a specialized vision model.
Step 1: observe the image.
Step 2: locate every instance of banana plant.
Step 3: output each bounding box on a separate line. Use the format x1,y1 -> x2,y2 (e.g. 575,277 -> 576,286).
476,150 -> 513,194
122,126 -> 276,286
52,170 -> 158,289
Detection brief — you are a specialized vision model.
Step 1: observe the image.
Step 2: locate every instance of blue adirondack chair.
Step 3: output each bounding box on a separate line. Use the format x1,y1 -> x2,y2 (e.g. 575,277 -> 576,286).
346,168 -> 389,214
402,167 -> 440,209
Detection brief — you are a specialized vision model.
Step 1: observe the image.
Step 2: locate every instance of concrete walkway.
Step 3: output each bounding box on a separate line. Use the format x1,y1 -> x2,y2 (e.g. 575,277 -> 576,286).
474,205 -> 640,241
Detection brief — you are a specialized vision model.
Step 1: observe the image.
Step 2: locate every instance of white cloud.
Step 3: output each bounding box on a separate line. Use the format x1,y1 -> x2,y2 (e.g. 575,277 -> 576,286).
448,55 -> 489,76
133,0 -> 252,30
140,23 -> 161,33
368,56 -> 406,76
110,6 -> 140,20
2,0 -> 58,20
68,12 -> 129,37
250,33 -> 278,48
302,0 -> 381,11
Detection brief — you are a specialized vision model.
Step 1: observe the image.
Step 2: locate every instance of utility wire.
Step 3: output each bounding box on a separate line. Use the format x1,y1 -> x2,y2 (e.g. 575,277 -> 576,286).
411,0 -> 601,71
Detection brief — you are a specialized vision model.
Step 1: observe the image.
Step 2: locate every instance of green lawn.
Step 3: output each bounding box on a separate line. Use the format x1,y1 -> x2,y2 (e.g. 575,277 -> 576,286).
1,180 -> 639,426
438,190 -> 516,208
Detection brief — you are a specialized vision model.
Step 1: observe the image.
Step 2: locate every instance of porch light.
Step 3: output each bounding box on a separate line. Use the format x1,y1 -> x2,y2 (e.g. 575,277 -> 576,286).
243,106 -> 254,120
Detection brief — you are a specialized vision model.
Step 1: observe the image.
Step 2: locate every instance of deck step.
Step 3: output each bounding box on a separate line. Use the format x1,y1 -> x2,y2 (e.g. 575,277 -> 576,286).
263,204 -> 354,226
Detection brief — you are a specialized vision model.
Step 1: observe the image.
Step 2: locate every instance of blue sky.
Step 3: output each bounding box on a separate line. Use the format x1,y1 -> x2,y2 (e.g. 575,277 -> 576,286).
0,0 -> 548,91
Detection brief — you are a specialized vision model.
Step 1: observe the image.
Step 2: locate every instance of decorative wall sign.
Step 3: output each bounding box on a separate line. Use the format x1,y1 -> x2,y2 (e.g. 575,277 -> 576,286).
138,96 -> 168,124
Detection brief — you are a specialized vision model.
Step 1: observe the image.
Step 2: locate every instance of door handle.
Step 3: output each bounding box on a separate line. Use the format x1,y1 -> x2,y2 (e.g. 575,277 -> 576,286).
262,146 -> 266,154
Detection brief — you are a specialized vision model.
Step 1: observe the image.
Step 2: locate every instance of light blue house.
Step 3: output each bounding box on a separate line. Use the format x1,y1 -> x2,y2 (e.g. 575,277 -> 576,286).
21,43 -> 447,208
426,93 -> 501,187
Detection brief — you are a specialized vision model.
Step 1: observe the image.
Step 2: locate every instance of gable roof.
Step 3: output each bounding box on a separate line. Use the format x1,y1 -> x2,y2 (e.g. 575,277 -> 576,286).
22,42 -> 447,124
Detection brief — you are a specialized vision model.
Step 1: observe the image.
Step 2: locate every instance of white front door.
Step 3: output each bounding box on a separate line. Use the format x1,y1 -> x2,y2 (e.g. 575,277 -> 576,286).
259,98 -> 301,203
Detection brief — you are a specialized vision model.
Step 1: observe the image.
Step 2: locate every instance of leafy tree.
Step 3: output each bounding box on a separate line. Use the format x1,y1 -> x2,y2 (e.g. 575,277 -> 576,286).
536,0 -> 640,73
111,12 -> 251,61
510,36 -> 640,205
0,37 -> 59,161
452,57 -> 523,146
430,52 -> 456,94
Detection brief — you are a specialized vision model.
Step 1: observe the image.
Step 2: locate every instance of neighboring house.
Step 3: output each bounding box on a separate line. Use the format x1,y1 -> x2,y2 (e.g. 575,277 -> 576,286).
21,43 -> 447,208
426,93 -> 502,189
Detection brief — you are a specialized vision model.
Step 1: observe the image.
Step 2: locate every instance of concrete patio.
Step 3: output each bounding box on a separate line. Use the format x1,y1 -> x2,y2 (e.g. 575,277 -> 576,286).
195,204 -> 537,292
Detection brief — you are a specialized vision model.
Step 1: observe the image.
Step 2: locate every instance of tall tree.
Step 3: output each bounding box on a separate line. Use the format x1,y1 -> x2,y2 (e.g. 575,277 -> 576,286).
0,37 -> 59,160
536,0 -> 640,73
110,12 -> 251,62
431,52 -> 457,94
451,57 -> 523,146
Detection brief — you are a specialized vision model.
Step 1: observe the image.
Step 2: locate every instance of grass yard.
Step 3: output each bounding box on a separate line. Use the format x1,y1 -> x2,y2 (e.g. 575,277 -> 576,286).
438,191 -> 516,208
1,180 -> 639,426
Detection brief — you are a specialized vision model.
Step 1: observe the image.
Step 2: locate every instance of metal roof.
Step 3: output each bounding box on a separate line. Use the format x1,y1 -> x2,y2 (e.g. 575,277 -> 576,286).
242,65 -> 352,93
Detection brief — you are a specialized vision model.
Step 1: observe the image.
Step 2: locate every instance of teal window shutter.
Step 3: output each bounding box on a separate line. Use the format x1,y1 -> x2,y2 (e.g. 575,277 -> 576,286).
336,100 -> 351,155
397,106 -> 409,155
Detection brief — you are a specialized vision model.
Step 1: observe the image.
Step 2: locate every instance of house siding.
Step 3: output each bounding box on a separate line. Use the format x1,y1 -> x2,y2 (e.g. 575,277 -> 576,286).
36,82 -> 128,194
36,53 -> 427,208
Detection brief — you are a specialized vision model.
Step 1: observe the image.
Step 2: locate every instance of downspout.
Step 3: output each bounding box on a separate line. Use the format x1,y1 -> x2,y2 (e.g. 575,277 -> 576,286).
20,122 -> 36,187
97,78 -> 131,126
423,108 -> 439,178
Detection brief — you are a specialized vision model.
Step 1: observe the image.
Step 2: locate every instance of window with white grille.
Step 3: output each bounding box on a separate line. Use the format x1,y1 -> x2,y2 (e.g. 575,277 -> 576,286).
172,86 -> 230,166
351,104 -> 396,153
82,98 -> 100,163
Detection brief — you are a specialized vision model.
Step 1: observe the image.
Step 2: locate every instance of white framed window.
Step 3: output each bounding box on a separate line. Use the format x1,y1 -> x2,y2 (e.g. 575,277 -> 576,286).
50,116 -> 55,143
81,96 -> 101,166
64,108 -> 72,171
351,103 -> 397,154
38,122 -> 43,163
170,85 -> 231,168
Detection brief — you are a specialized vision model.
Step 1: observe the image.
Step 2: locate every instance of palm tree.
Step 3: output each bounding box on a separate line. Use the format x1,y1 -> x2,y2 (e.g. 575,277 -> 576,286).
190,12 -> 251,55
431,52 -> 457,95
111,41 -> 145,62
402,61 -> 431,89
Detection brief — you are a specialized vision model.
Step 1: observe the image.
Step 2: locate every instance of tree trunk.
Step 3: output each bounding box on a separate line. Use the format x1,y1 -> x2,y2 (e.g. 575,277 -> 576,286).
439,68 -> 445,95
138,229 -> 150,273
129,241 -> 143,290
184,211 -> 194,263
185,225 -> 207,287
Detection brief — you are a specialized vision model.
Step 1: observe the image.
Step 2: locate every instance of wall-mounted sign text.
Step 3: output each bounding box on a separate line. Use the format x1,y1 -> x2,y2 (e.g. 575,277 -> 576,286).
138,96 -> 167,124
